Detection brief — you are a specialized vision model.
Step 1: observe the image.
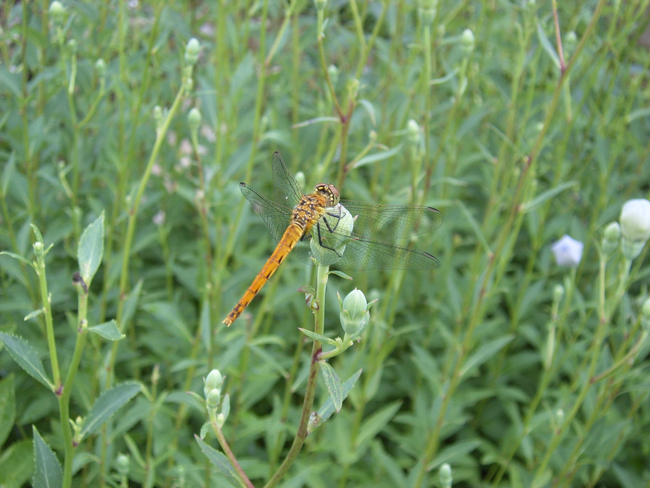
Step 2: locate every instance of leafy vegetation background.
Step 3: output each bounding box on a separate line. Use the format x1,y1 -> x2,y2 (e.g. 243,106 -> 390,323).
1,0 -> 650,487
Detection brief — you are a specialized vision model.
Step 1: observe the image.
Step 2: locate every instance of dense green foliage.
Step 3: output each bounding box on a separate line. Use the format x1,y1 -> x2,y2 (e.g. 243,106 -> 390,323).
1,1 -> 650,487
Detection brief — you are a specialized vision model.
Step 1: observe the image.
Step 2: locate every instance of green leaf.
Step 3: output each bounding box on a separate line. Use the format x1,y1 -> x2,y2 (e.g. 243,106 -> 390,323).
0,66 -> 22,98
328,270 -> 353,280
2,151 -> 16,197
0,439 -> 33,487
460,335 -> 514,377
520,181 -> 578,212
316,369 -> 362,427
24,308 -> 45,322
429,439 -> 481,470
80,382 -> 141,439
351,144 -> 402,169
537,22 -> 560,69
77,212 -> 104,287
33,426 -> 62,488
195,435 -> 244,488
0,374 -> 16,446
0,333 -> 53,390
356,400 -> 402,448
320,361 -> 343,412
456,199 -> 491,255
627,106 -> 650,124
358,99 -> 377,126
88,320 -> 124,341
298,328 -> 337,346
0,251 -> 34,268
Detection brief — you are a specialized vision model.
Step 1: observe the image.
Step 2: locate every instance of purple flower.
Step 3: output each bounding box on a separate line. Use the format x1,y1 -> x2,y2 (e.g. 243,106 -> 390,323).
552,235 -> 583,267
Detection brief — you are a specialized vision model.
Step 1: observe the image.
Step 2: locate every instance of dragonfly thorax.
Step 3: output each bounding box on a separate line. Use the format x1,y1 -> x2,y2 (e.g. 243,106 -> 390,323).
314,183 -> 340,207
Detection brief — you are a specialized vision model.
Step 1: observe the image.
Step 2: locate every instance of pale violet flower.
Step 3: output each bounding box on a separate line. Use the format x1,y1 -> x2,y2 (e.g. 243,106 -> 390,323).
552,235 -> 583,267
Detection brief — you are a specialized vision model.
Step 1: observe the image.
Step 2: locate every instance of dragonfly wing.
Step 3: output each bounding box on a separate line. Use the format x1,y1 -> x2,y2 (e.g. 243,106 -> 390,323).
324,233 -> 440,270
240,183 -> 292,243
339,201 -> 443,241
271,152 -> 304,208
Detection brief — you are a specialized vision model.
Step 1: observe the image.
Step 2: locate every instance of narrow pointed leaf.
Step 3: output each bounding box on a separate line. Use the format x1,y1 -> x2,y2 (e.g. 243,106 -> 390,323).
351,144 -> 402,169
460,335 -> 514,377
298,328 -> 337,345
88,320 -> 124,341
78,212 -> 104,286
0,333 -> 53,389
356,401 -> 402,448
0,374 -> 16,446
80,382 -> 141,439
537,22 -> 560,69
316,368 -> 362,427
33,426 -> 62,488
0,251 -> 34,267
320,361 -> 343,411
195,435 -> 244,487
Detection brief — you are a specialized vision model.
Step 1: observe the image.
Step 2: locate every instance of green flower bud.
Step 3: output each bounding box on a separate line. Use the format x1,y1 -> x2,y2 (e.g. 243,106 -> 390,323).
555,408 -> 564,426
310,204 -> 354,266
206,388 -> 221,408
418,0 -> 438,26
216,413 -> 226,428
34,241 -> 43,256
49,1 -> 65,24
295,171 -> 306,190
204,369 -> 223,397
565,31 -> 577,53
188,108 -> 202,133
407,119 -> 420,145
620,199 -> 650,259
439,463 -> 452,488
153,105 -> 162,124
95,58 -> 106,78
314,0 -> 327,12
642,298 -> 650,332
185,38 -> 200,66
602,221 -> 621,255
339,288 -> 370,336
461,29 -> 475,54
553,284 -> 564,303
328,64 -> 339,87
67,39 -> 77,54
116,453 -> 130,476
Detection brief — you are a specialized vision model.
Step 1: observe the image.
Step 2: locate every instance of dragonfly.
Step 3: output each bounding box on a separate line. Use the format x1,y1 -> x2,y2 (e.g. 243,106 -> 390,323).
223,152 -> 443,326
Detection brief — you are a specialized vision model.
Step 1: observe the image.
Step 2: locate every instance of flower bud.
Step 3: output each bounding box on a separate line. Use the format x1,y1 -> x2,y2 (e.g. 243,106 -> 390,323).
418,0 -> 438,26
67,39 -> 77,54
49,1 -> 65,24
116,453 -> 130,476
153,105 -> 162,124
188,108 -> 202,133
439,463 -> 452,488
407,119 -> 420,145
206,388 -> 221,409
553,284 -> 564,303
642,298 -> 650,332
204,369 -> 224,397
185,38 -> 200,66
328,64 -> 339,87
551,235 -> 583,267
602,221 -> 621,255
555,408 -> 564,426
310,204 -> 354,266
620,199 -> 650,259
461,29 -> 475,54
339,288 -> 370,336
314,0 -> 327,11
95,58 -> 107,78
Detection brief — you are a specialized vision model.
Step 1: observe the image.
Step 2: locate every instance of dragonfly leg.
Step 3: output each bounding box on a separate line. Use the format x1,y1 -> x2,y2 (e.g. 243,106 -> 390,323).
315,221 -> 343,257
323,206 -> 344,233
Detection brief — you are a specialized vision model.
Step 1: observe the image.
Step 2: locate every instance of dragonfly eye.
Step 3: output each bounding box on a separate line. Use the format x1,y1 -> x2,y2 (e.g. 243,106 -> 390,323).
314,183 -> 340,207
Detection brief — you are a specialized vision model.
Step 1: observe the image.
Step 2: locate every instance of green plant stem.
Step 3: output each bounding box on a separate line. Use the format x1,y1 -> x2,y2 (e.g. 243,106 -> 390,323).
59,284 -> 89,488
21,3 -> 36,221
263,265 -> 329,488
210,411 -> 255,488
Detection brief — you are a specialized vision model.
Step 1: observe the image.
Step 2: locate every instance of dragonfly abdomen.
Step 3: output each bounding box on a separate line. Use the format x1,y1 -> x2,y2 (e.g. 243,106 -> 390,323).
223,223 -> 305,326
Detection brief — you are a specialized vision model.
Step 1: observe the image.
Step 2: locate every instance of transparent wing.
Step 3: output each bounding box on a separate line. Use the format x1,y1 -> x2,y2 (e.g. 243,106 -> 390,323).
240,183 -> 292,243
339,201 -> 443,240
307,210 -> 441,271
271,151 -> 304,208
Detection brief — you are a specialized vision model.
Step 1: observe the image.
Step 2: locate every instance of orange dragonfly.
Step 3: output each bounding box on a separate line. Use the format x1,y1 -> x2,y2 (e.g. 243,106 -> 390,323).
223,152 -> 443,326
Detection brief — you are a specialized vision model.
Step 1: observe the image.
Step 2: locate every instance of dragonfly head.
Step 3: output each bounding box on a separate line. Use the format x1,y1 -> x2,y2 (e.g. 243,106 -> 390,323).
314,183 -> 340,207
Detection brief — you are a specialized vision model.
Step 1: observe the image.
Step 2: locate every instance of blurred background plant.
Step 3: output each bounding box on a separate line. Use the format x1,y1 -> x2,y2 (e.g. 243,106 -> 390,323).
1,0 -> 650,487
